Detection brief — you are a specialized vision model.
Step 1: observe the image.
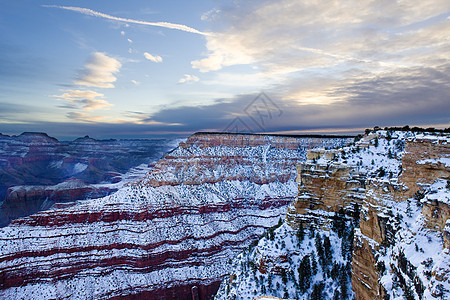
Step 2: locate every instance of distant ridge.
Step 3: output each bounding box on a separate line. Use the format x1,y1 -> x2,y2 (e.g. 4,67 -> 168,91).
195,131 -> 357,139
18,132 -> 59,143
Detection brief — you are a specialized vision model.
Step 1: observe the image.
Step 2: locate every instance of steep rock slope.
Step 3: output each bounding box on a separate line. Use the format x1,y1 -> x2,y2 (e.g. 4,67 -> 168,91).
215,130 -> 450,300
0,133 -> 351,300
353,133 -> 450,299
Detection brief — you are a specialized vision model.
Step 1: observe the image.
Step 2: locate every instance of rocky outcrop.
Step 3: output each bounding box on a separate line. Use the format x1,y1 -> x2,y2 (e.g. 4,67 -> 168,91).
214,130 -> 449,300
288,159 -> 363,218
401,136 -> 450,198
351,133 -> 450,300
0,133 -> 351,300
2,179 -> 117,219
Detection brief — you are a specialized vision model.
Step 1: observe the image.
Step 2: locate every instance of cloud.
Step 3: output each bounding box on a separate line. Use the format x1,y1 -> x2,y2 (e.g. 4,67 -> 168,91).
127,38 -> 133,43
201,9 -> 221,22
178,74 -> 199,84
3,62 -> 448,138
66,111 -> 107,123
120,31 -> 125,36
192,0 -> 449,73
43,5 -> 211,36
143,52 -> 163,63
75,52 -> 121,88
131,80 -> 140,85
123,111 -> 182,126
52,89 -> 114,111
140,62 -> 449,133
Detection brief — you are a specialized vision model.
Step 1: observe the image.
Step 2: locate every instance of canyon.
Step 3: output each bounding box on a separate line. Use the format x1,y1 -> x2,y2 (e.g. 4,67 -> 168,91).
1,129 -> 448,299
0,132 -> 176,226
0,132 -> 352,299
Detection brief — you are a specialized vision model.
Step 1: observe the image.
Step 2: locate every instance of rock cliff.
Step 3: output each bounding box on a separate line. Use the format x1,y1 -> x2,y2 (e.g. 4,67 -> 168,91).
0,133 -> 351,299
215,129 -> 450,300
352,133 -> 450,300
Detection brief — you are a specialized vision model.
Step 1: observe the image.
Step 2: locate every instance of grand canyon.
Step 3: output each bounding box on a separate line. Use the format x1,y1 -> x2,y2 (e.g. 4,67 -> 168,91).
0,128 -> 449,299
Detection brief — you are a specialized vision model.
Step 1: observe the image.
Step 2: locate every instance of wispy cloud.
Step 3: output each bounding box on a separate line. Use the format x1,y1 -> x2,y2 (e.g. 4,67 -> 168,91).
192,0 -> 449,73
143,52 -> 163,63
178,74 -> 199,84
66,111 -> 107,123
75,52 -> 121,88
52,89 -> 113,111
43,5 -> 211,36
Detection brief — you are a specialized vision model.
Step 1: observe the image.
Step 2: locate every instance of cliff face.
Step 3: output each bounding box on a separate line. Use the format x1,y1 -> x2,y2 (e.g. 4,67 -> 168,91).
215,130 -> 449,300
299,133 -> 450,300
0,133 -> 351,300
215,153 -> 361,299
353,134 -> 450,300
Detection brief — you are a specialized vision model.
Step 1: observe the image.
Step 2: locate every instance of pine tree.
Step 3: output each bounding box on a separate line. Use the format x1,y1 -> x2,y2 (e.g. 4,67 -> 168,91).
315,233 -> 325,267
340,268 -> 348,299
311,253 -> 318,275
261,284 -> 266,294
297,222 -> 305,244
406,199 -> 412,217
309,225 -> 315,238
323,236 -> 333,265
352,203 -> 360,226
310,283 -> 324,300
297,255 -> 312,293
277,217 -> 283,227
281,268 -> 288,285
333,289 -> 341,300
332,208 -> 346,238
331,262 -> 340,280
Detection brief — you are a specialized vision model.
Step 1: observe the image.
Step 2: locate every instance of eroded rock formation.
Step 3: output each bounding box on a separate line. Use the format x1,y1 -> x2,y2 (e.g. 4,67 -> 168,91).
0,132 -> 174,226
0,133 -> 351,299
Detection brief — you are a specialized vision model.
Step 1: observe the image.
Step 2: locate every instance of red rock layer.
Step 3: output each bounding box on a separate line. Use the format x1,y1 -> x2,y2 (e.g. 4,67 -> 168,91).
0,133 -> 352,299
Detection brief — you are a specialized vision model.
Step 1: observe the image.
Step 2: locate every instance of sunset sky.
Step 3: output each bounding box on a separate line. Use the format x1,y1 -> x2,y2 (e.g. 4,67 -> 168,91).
0,0 -> 449,139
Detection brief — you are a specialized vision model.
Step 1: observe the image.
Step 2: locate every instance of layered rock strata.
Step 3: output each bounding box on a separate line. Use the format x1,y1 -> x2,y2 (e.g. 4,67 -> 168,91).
215,130 -> 449,300
0,132 -> 174,226
0,133 -> 351,299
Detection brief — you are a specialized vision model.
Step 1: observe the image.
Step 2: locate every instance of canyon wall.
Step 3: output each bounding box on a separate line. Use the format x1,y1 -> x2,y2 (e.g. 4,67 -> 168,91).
0,133 -> 351,300
352,134 -> 450,300
215,130 -> 449,300
0,132 -> 174,226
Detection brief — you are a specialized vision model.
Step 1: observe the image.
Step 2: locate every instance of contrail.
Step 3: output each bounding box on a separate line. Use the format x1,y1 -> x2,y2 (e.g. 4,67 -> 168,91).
43,5 -> 211,36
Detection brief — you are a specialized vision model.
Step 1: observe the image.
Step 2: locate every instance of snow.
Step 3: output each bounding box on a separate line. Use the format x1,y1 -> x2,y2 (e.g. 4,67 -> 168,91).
2,130 -> 449,299
72,163 -> 88,174
215,211 -> 355,300
0,135 -> 354,299
417,157 -> 450,167
425,179 -> 450,205
216,130 -> 450,300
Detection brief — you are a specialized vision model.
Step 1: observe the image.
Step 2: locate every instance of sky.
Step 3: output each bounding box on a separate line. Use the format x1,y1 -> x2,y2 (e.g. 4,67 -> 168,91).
0,0 -> 449,139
